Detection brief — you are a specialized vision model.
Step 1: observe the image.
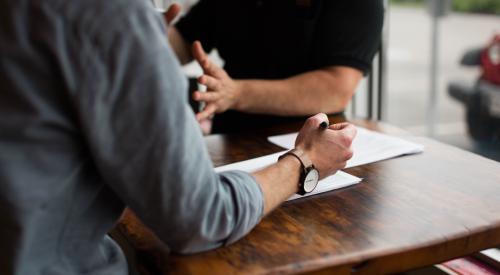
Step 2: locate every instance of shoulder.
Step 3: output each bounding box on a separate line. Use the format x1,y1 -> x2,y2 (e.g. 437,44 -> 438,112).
46,0 -> 170,82
356,0 -> 384,22
62,0 -> 167,62
52,0 -> 164,39
317,0 -> 384,38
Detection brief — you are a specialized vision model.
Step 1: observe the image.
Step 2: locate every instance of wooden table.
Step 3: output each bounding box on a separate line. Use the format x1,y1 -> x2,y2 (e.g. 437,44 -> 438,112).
114,116 -> 500,274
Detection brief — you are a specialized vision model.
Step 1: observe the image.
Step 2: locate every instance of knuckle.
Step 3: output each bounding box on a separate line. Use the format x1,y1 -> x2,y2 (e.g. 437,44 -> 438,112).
351,125 -> 358,136
348,126 -> 357,139
305,116 -> 318,126
341,134 -> 353,147
344,149 -> 354,161
309,115 -> 323,125
202,60 -> 210,68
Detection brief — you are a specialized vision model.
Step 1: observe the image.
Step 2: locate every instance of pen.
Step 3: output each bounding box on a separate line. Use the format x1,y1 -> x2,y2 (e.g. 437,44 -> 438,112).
319,121 -> 329,130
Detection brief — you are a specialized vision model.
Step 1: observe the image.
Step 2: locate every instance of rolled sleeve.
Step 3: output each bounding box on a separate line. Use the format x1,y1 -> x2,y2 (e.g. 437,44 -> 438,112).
218,171 -> 263,246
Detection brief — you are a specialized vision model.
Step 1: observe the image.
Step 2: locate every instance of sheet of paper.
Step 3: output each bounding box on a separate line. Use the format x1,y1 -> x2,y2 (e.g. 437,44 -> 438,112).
215,151 -> 362,201
268,127 -> 424,168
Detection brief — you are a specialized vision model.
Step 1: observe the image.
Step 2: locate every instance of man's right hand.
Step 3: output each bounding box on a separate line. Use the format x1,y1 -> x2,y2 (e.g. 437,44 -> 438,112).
295,113 -> 356,179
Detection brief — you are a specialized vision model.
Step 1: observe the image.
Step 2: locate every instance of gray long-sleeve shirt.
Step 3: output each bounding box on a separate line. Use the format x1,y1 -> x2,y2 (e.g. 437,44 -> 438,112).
0,0 -> 264,274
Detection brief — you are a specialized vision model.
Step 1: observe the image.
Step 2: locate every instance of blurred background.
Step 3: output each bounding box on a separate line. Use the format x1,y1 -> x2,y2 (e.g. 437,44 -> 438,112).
156,0 -> 500,162
384,0 -> 500,162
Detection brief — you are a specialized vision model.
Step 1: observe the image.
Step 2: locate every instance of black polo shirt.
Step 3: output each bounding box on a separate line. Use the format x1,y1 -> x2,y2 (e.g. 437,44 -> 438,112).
176,0 -> 384,133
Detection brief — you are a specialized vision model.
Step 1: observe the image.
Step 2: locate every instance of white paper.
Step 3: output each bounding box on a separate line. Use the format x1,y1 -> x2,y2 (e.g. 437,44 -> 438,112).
215,151 -> 362,201
267,127 -> 424,168
481,248 -> 500,263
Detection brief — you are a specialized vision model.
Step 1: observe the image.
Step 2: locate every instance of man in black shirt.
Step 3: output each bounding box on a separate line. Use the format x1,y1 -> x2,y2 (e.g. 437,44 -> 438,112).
168,0 -> 384,133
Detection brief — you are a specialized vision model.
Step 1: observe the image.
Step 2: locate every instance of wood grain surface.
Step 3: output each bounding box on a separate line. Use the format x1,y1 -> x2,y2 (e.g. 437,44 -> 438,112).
114,116 -> 500,274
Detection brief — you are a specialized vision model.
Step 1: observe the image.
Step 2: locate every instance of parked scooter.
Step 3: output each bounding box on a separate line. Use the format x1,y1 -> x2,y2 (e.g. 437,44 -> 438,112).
448,34 -> 500,141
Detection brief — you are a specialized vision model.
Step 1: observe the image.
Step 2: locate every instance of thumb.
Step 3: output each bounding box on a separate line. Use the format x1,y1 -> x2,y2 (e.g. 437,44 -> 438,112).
164,3 -> 181,25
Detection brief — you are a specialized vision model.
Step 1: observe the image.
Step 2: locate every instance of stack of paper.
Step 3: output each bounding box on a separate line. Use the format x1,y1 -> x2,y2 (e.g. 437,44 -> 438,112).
215,152 -> 362,201
215,126 -> 423,201
268,127 -> 424,168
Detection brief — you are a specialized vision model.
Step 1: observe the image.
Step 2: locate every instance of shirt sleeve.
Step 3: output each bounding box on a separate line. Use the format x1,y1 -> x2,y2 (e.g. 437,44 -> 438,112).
72,1 -> 263,254
174,0 -> 216,53
313,0 -> 384,75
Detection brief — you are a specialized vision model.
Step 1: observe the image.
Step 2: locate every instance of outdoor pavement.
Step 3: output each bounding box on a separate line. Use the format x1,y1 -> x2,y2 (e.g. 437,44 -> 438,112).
386,6 -> 500,161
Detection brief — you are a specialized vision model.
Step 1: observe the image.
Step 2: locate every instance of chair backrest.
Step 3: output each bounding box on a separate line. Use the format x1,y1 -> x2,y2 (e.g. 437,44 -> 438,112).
349,0 -> 388,121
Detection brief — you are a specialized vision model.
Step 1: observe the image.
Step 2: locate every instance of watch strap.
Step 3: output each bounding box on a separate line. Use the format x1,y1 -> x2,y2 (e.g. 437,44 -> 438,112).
278,148 -> 313,169
278,149 -> 318,195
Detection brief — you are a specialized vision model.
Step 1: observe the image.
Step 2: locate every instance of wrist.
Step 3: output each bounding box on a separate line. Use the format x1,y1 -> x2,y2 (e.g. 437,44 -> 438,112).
279,148 -> 320,195
293,145 -> 318,174
232,80 -> 247,111
277,154 -> 302,192
294,144 -> 312,160
278,152 -> 302,167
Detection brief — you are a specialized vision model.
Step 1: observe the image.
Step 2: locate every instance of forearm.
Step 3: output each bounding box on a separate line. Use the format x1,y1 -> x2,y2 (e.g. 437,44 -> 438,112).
235,67 -> 362,116
252,155 -> 301,215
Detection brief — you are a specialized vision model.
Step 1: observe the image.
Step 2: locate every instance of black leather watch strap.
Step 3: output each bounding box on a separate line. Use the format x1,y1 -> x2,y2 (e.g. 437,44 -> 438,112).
278,149 -> 312,170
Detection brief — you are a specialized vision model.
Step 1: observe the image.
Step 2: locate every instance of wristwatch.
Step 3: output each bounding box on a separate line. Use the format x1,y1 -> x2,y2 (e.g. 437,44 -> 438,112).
279,148 -> 320,195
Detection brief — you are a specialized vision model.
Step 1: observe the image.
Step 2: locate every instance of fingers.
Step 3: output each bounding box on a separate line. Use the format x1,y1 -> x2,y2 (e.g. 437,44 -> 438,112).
305,113 -> 329,129
196,104 -> 217,121
192,91 -> 220,102
192,41 -> 225,78
192,41 -> 207,63
164,4 -> 181,25
198,75 -> 220,90
335,124 -> 356,149
337,161 -> 347,170
344,149 -> 354,161
340,124 -> 357,141
329,122 -> 349,131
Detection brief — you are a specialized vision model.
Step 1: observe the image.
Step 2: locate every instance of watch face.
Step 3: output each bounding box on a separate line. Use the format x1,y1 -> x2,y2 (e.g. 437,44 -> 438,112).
303,169 -> 319,193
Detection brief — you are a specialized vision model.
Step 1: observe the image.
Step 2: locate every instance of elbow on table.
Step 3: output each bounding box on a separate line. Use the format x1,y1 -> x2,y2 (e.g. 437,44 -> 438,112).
161,215 -> 226,255
168,238 -> 223,255
156,171 -> 262,255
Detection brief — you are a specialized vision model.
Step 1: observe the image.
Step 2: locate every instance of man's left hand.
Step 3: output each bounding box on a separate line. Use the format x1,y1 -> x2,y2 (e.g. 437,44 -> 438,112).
191,41 -> 242,121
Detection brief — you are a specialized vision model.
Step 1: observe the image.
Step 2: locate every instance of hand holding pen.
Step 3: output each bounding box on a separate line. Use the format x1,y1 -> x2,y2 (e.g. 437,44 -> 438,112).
295,113 -> 356,179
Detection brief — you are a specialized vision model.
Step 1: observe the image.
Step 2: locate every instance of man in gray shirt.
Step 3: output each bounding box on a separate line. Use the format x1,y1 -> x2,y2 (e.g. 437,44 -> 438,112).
0,0 -> 356,274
